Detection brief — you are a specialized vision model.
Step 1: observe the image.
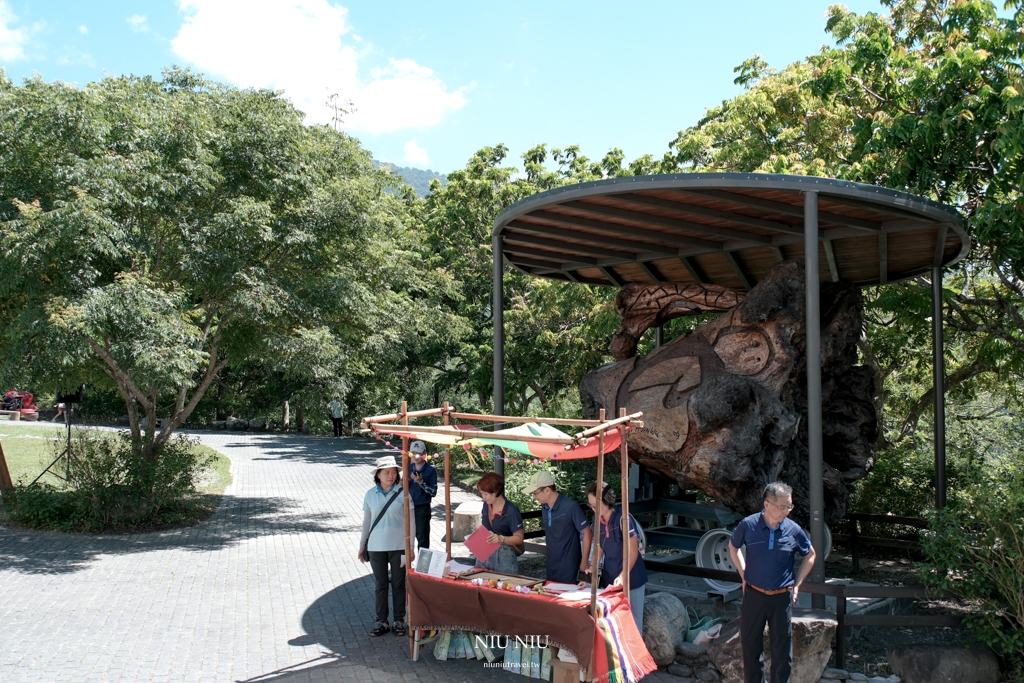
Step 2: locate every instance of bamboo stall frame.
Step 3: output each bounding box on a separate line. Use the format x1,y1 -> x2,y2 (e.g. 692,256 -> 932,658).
361,402 -> 646,677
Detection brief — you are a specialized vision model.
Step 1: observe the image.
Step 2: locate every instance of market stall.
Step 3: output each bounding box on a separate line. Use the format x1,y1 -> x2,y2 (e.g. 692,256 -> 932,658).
361,403 -> 655,683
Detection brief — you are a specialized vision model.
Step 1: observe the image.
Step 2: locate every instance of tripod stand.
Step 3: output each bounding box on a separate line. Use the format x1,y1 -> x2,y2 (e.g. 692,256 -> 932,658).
31,406 -> 73,486
30,384 -> 84,487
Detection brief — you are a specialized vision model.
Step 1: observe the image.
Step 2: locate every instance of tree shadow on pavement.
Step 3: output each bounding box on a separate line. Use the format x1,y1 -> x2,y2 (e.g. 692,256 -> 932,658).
194,432 -> 387,469
0,495 -> 354,575
234,575 -> 538,683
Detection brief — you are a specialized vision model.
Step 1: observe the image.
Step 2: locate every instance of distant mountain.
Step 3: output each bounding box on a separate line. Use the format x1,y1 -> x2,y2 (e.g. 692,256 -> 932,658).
375,161 -> 447,197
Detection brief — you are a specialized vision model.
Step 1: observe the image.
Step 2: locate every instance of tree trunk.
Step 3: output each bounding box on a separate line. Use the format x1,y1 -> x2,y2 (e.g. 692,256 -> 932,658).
296,405 -> 304,432
581,260 -> 877,522
283,400 -> 290,430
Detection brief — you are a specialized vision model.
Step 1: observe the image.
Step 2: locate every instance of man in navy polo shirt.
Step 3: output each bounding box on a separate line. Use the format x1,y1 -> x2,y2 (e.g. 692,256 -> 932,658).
407,440 -> 437,550
523,470 -> 591,583
729,482 -> 816,683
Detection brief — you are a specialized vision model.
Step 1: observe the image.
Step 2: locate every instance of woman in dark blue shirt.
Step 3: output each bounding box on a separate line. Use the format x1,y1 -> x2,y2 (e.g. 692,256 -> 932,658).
587,482 -> 648,632
476,472 -> 524,574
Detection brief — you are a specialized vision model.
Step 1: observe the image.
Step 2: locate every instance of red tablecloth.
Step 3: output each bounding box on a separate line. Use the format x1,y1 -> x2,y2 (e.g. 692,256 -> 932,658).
408,572 -> 656,682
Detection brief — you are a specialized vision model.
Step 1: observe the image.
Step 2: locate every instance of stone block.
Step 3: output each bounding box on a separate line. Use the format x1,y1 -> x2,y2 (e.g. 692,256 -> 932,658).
887,644 -> 998,683
643,592 -> 690,667
707,610 -> 836,683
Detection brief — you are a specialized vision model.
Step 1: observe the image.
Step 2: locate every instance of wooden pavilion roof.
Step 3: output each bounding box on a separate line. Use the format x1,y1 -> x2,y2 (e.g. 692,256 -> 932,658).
492,173 -> 969,289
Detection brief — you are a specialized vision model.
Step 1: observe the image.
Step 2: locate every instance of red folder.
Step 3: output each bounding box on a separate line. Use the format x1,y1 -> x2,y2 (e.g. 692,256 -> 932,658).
464,524 -> 499,562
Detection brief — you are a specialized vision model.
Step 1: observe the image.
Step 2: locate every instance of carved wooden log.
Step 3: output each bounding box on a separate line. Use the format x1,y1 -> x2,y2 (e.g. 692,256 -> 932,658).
611,282 -> 745,360
581,260 -> 876,522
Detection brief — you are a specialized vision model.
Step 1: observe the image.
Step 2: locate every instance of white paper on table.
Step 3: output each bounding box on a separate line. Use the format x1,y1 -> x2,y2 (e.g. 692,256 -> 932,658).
542,583 -> 579,593
448,560 -> 475,575
555,585 -> 616,601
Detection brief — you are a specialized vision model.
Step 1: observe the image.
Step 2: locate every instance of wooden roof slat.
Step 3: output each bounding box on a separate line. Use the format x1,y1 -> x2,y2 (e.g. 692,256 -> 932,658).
619,192 -> 803,236
532,210 -> 723,250
507,219 -> 679,255
600,195 -> 781,242
821,193 -> 933,222
503,233 -> 636,260
504,245 -> 598,267
678,189 -> 882,233
557,200 -> 771,246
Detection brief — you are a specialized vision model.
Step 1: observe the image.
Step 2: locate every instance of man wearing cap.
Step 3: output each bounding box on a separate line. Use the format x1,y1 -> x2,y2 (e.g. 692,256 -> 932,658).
728,482 -> 816,683
524,471 -> 592,584
407,440 -> 437,550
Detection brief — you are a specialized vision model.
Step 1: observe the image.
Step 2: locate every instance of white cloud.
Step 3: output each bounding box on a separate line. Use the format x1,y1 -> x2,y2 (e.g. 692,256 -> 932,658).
79,25 -> 88,34
171,0 -> 467,133
402,140 -> 429,167
127,14 -> 149,32
0,1 -> 30,62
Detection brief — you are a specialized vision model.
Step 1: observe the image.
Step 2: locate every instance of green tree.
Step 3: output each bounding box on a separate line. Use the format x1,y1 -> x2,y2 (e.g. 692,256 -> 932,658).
0,69 -> 422,460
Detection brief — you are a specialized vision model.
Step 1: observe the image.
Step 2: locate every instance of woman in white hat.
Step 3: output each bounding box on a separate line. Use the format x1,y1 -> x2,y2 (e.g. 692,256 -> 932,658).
358,455 -> 416,638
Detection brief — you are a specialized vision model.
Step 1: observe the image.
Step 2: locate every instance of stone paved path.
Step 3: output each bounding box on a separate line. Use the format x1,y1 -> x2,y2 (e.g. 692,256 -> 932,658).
0,431 -> 673,683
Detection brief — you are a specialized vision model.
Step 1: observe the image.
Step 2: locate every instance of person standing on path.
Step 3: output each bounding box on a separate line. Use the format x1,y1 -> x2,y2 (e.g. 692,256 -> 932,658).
523,470 -> 591,584
328,397 -> 344,437
586,481 -> 647,633
406,440 -> 437,550
358,455 -> 416,638
728,482 -> 816,683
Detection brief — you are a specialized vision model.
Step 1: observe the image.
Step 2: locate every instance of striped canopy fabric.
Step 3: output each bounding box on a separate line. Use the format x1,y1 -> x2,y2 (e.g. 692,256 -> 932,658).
379,422 -> 625,460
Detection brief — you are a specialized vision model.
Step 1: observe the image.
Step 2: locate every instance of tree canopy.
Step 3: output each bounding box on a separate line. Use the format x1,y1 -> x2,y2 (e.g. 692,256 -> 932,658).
0,68 -> 432,457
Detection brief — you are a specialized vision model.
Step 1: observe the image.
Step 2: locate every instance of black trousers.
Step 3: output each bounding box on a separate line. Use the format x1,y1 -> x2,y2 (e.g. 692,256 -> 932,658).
331,417 -> 344,437
414,504 -> 431,550
368,550 -> 406,624
740,587 -> 793,683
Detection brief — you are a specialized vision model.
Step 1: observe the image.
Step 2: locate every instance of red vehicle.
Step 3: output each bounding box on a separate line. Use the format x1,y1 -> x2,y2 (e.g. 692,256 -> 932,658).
1,391 -> 37,414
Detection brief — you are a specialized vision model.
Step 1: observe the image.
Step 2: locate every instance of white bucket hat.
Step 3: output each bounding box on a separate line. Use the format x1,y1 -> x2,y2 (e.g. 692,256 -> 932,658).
373,455 -> 399,472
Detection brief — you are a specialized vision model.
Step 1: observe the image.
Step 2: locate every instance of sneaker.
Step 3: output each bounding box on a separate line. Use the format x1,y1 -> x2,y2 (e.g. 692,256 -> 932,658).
369,620 -> 389,637
392,621 -> 406,637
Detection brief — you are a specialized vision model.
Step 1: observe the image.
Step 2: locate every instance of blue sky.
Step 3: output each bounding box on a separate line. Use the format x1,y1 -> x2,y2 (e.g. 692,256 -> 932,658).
1,0 -> 884,174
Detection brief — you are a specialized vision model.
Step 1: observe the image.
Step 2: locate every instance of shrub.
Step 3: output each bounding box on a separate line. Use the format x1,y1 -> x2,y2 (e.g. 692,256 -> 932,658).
6,430 -> 213,532
919,465 -> 1024,665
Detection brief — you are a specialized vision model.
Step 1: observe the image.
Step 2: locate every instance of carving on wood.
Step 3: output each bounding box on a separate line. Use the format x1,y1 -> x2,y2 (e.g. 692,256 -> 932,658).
582,260 -> 877,521
611,283 -> 745,360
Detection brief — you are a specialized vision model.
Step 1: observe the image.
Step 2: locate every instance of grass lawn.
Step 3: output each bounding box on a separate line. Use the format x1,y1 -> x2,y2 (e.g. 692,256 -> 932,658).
0,419 -> 232,531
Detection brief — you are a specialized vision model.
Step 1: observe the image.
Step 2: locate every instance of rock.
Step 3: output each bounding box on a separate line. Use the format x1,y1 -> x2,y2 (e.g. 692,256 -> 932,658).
707,610 -> 836,683
117,415 -> 129,426
821,667 -> 849,679
212,420 -> 227,430
227,416 -> 247,431
694,667 -> 720,682
450,501 -> 482,543
667,663 -> 694,678
847,674 -> 867,682
675,641 -> 709,661
886,645 -> 998,683
669,663 -> 693,677
248,417 -> 267,429
642,592 -> 690,667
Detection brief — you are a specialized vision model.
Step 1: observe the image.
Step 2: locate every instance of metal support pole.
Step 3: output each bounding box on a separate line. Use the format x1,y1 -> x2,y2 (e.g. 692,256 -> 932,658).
931,266 -> 947,510
493,233 -> 505,477
655,325 -> 664,348
805,190 -> 826,608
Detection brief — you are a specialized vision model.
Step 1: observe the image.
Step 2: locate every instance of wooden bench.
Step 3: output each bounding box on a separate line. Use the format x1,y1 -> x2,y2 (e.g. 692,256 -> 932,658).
0,410 -> 21,420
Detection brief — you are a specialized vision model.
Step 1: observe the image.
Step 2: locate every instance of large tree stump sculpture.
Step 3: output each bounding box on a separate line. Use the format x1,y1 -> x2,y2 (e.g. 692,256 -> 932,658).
581,260 -> 877,521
